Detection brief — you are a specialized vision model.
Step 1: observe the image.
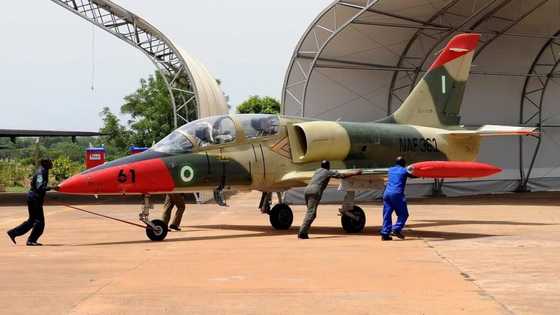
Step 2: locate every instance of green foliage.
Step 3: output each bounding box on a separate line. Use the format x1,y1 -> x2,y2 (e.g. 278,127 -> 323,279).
121,71 -> 175,148
99,107 -> 131,157
49,142 -> 85,163
0,160 -> 32,190
51,156 -> 83,183
237,96 -> 281,114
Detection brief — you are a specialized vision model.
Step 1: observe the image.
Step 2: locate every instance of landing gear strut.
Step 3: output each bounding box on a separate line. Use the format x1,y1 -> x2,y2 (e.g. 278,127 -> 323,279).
140,195 -> 168,241
339,191 -> 366,233
260,192 -> 293,230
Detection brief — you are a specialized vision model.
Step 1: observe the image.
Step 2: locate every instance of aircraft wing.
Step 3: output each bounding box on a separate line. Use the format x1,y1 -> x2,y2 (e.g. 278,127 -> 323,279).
278,161 -> 502,191
447,125 -> 539,137
279,168 -> 389,190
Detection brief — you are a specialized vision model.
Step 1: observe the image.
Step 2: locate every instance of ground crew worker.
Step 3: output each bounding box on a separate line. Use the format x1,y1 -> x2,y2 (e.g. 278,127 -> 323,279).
162,194 -> 186,231
381,156 -> 416,241
298,160 -> 361,239
7,158 -> 53,246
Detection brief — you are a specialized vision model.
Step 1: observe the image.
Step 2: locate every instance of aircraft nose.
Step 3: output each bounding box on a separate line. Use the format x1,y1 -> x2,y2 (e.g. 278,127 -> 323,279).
58,174 -> 94,194
58,158 -> 176,195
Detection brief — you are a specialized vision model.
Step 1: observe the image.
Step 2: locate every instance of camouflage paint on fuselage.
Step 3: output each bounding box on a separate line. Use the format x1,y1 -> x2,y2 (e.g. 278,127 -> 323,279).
339,122 -> 447,168
58,33 -> 501,197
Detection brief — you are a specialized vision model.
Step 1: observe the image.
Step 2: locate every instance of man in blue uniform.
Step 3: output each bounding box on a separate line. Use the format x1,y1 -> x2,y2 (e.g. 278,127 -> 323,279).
7,158 -> 53,246
381,156 -> 415,241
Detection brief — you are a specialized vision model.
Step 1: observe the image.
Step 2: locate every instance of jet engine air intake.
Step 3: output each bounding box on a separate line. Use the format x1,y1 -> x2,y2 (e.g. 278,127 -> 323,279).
288,121 -> 351,163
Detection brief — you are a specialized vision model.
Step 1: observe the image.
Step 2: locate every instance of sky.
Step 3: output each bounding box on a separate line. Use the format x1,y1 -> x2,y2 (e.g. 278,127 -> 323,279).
0,0 -> 332,131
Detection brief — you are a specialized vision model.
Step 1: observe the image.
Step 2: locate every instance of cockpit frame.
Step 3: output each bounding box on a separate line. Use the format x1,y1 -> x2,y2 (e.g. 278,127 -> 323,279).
152,114 -> 283,154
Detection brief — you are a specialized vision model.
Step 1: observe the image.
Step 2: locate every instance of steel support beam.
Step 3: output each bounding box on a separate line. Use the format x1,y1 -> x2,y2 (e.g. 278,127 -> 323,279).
517,30 -> 560,191
282,0 -> 383,116
50,0 -> 201,127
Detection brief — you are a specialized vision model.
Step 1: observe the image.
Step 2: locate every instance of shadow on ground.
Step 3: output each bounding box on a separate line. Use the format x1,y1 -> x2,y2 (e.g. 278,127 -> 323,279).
53,218 -> 554,247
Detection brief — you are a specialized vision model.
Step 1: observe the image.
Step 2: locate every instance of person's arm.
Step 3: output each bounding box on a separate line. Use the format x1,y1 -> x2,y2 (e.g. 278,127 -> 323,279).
406,167 -> 418,179
331,169 -> 362,179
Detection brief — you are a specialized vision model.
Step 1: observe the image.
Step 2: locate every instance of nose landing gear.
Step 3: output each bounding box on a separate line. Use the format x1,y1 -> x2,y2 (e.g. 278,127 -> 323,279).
140,195 -> 168,241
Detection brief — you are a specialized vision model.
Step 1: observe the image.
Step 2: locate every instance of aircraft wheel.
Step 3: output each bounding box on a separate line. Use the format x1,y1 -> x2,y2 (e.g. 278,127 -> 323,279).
341,206 -> 366,233
269,203 -> 293,230
146,219 -> 168,241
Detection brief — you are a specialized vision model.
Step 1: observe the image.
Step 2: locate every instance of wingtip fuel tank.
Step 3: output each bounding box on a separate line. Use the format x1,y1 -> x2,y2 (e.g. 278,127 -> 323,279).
408,161 -> 502,179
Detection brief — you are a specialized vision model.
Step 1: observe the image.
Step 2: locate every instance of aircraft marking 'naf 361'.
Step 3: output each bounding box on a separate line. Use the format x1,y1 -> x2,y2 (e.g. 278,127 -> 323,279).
58,33 -> 537,241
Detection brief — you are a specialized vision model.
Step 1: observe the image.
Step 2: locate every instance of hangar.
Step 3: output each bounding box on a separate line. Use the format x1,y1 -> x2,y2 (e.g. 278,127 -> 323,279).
282,0 -> 560,197
51,0 -> 228,128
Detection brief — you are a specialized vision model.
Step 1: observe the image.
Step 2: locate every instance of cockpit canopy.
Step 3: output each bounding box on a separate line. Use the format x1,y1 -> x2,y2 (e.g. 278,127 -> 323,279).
152,114 -> 280,154
236,114 -> 280,139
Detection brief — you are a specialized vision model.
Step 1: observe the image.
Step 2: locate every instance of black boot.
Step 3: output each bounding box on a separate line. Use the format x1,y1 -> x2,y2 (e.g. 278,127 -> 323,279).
7,231 -> 16,245
298,233 -> 309,239
169,224 -> 181,231
391,230 -> 405,240
381,234 -> 393,241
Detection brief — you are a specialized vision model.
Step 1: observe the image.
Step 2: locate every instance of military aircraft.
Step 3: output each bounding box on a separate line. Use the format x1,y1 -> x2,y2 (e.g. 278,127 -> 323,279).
58,33 -> 537,241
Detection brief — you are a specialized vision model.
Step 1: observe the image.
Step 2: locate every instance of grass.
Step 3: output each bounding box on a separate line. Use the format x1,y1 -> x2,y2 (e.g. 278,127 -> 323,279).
4,186 -> 27,193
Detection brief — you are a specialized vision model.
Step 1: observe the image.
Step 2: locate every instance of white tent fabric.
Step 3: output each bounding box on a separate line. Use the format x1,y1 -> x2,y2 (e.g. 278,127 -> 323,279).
178,49 -> 228,118
92,0 -> 228,119
282,0 -> 560,200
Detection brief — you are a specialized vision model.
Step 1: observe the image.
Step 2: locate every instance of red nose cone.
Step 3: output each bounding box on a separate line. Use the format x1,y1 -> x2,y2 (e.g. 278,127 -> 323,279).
409,161 -> 502,179
58,158 -> 175,195
58,174 -> 92,194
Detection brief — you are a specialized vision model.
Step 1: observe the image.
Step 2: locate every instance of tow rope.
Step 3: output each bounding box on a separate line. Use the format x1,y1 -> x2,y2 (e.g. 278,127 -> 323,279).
49,202 -> 146,229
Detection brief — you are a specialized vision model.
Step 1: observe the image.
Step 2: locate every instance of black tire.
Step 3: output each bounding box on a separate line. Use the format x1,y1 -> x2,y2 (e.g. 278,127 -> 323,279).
146,219 -> 168,241
269,203 -> 293,230
341,206 -> 366,233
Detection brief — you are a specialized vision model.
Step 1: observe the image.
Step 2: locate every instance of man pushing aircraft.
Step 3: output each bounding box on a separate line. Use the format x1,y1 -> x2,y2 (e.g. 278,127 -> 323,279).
380,156 -> 416,241
298,161 -> 361,239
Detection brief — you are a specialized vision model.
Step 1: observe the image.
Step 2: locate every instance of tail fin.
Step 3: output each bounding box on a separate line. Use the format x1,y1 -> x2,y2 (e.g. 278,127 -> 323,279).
386,33 -> 480,128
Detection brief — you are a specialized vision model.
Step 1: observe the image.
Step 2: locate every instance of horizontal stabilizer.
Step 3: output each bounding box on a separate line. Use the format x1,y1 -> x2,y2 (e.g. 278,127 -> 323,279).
447,125 -> 539,137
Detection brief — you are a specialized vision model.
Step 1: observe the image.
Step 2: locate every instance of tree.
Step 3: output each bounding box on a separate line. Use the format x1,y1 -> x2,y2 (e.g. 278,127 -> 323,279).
51,156 -> 83,183
121,71 -> 174,147
99,107 -> 131,157
237,96 -> 281,114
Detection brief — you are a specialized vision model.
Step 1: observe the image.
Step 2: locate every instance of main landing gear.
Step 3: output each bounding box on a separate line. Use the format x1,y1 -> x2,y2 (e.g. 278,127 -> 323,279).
260,192 -> 293,230
140,195 -> 168,241
259,191 -> 367,234
339,191 -> 366,233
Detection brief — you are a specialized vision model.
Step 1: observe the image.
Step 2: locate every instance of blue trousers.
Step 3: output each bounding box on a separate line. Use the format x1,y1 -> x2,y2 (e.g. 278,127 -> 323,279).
381,193 -> 409,235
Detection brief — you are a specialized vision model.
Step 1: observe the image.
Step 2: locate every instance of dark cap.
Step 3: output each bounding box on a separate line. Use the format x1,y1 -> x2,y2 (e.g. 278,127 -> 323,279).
396,156 -> 406,167
40,158 -> 54,169
321,160 -> 331,170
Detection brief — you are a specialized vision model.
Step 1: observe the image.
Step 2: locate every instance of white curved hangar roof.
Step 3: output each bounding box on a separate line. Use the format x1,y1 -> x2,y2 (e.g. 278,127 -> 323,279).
52,0 -> 228,124
93,0 -> 228,119
282,0 -> 560,194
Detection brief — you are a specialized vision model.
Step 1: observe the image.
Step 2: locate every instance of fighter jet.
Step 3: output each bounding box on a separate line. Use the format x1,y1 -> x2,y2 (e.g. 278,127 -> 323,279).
58,33 -> 537,241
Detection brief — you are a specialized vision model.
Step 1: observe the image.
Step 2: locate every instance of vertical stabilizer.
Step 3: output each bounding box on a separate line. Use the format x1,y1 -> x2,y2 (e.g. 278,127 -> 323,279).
385,33 -> 480,128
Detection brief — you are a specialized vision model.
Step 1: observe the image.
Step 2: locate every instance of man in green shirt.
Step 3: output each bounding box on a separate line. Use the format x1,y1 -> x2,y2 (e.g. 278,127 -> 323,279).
298,160 -> 361,239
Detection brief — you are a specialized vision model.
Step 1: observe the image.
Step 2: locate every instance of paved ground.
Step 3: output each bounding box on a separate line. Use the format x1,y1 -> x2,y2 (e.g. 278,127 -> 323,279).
1,192 -> 559,314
